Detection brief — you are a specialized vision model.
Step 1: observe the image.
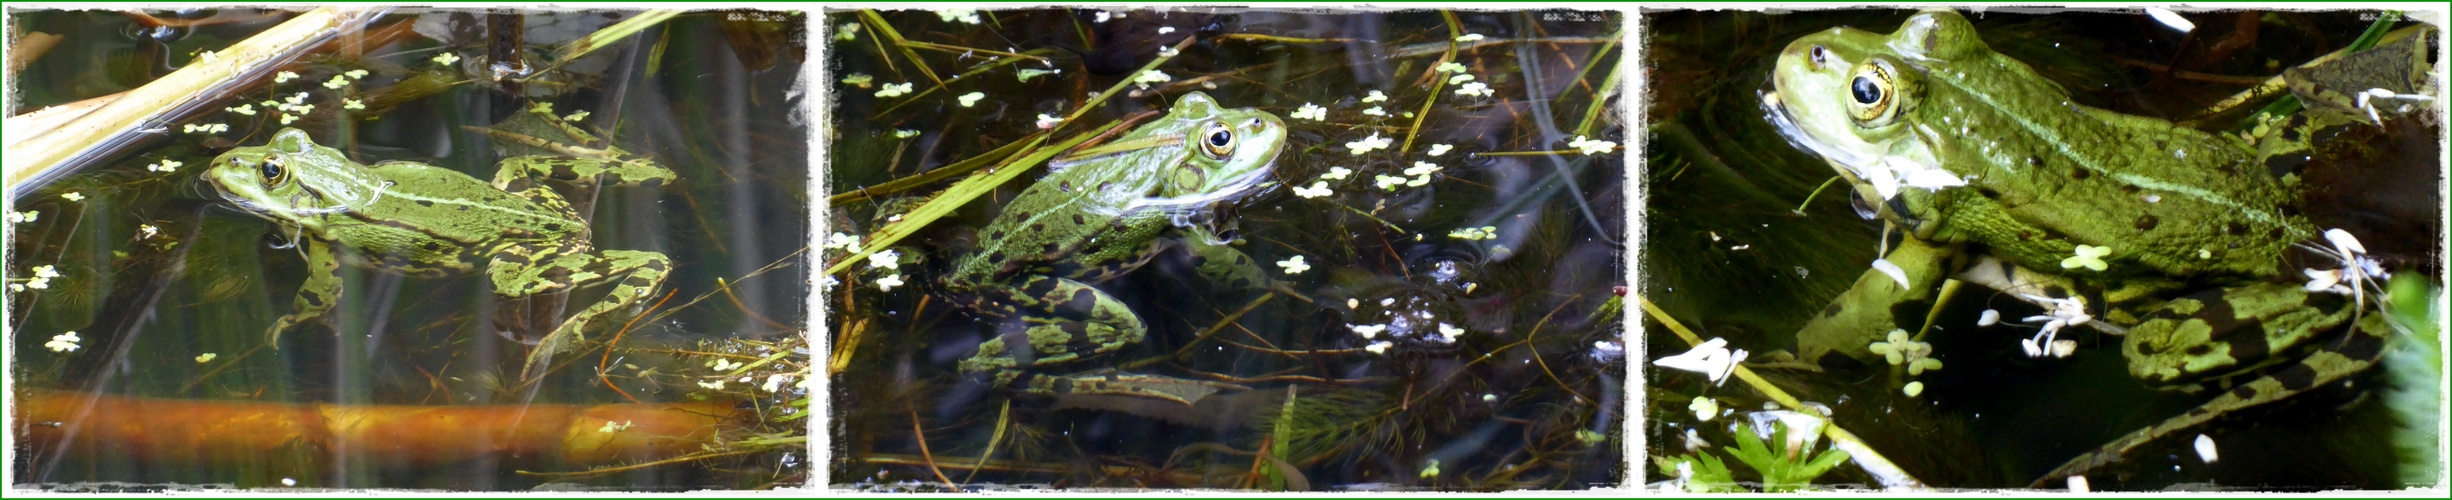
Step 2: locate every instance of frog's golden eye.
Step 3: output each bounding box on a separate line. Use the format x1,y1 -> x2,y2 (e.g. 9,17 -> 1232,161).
1846,61 -> 1903,125
1198,121 -> 1236,159
259,156 -> 288,186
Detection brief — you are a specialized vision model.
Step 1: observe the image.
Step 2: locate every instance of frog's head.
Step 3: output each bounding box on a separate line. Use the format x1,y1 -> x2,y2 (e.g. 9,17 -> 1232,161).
1764,10 -> 1992,199
1133,92 -> 1289,211
204,128 -> 382,227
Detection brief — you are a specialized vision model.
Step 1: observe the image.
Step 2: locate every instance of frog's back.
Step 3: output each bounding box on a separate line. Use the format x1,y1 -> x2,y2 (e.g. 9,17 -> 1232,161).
322,161 -> 584,275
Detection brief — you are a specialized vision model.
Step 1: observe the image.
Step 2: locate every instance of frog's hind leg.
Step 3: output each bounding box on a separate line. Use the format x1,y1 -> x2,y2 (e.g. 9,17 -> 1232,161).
494,248 -> 672,379
2030,313 -> 2391,487
956,276 -> 1244,405
494,156 -> 675,215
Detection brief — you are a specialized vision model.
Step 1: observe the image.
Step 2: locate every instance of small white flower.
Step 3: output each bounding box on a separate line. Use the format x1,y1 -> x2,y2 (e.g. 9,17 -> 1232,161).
1292,102 -> 1328,121
1435,62 -> 1468,73
875,274 -> 905,291
288,92 -> 310,105
1134,69 -> 1172,84
1406,174 -> 1432,187
2061,245 -> 2112,271
1364,340 -> 1395,354
46,331 -> 82,352
892,129 -> 920,138
1276,255 -> 1311,274
1454,82 -> 1492,97
935,9 -> 981,24
1566,135 -> 1616,155
275,71 -> 299,83
1321,166 -> 1354,181
6,211 -> 37,224
196,50 -> 220,64
195,352 -> 218,363
1157,26 -> 1176,34
323,75 -> 350,89
1977,309 -> 2000,326
836,23 -> 861,41
1036,113 -> 1063,129
228,104 -> 256,115
697,379 -> 726,389
841,73 -> 873,88
867,249 -> 900,270
62,192 -> 86,201
345,69 -> 370,79
1455,33 -> 1486,42
826,232 -> 859,250
343,99 -> 365,110
1434,322 -> 1465,343
1653,337 -> 1745,386
710,359 -> 741,371
1405,161 -> 1443,176
1292,181 -> 1334,198
1362,90 -> 1388,103
1350,323 -> 1387,339
1427,144 -> 1453,156
1361,106 -> 1387,117
432,52 -> 460,66
2017,294 -> 2091,358
139,224 -> 160,238
1689,396 -> 1718,421
1374,174 -> 1407,191
281,478 -> 297,487
761,373 -> 791,392
1344,133 -> 1392,156
564,110 -> 588,121
1447,73 -> 1475,85
35,265 -> 61,279
876,82 -> 913,98
957,92 -> 986,107
280,114 -> 300,125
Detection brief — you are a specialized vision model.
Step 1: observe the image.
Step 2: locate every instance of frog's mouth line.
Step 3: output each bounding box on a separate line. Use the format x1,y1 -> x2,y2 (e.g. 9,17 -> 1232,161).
1118,162 -> 1279,215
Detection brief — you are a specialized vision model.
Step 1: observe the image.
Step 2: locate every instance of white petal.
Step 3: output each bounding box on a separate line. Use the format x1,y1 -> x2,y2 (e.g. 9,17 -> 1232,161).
1653,338 -> 1733,377
2324,228 -> 2366,256
2020,338 -> 2044,358
1870,259 -> 1911,290
2303,268 -> 2342,292
1976,309 -> 2000,326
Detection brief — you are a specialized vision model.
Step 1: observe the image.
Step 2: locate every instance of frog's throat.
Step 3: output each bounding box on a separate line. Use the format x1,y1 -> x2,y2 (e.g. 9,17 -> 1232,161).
1760,89 -> 1882,180
1117,161 -> 1277,215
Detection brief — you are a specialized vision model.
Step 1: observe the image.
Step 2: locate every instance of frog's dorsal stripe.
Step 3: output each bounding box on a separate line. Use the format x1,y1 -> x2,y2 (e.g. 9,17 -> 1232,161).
382,190 -> 574,227
1056,134 -> 1185,165
1919,62 -> 2282,228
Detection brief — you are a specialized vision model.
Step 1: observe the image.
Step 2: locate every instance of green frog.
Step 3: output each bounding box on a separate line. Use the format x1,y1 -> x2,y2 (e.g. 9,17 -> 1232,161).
1761,10 -> 2398,484
946,92 -> 1289,406
202,127 -> 675,378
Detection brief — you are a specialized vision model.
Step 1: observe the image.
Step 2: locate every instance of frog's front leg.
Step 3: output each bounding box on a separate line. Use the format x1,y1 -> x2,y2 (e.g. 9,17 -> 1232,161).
490,244 -> 671,378
267,238 -> 344,346
1795,237 -> 1965,365
1181,227 -> 1309,302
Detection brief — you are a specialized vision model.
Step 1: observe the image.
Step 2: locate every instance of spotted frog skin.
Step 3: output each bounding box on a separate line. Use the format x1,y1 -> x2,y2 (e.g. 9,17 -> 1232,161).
948,92 -> 1288,405
1764,10 -> 2397,483
203,127 -> 674,378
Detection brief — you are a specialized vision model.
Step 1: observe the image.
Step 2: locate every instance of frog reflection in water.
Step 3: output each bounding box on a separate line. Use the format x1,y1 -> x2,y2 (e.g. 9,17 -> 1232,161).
1762,11 -> 2400,483
204,128 -> 674,377
948,92 -> 1289,406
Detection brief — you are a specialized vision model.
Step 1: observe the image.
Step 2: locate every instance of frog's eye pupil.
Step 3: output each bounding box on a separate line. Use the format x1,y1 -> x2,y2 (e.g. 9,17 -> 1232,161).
1210,130 -> 1231,147
1198,122 -> 1236,158
1850,76 -> 1882,104
260,157 -> 286,184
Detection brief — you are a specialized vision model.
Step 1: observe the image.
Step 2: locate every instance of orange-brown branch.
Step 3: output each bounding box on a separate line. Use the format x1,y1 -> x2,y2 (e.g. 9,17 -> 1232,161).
17,390 -> 745,468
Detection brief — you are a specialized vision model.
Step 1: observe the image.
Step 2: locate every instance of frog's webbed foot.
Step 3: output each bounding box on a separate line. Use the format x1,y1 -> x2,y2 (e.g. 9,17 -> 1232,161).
2030,313 -> 2391,488
267,238 -> 345,348
958,276 -> 1168,394
492,248 -> 672,380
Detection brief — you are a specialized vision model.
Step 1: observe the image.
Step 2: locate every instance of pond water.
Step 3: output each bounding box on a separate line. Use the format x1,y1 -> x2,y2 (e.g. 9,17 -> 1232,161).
1641,8 -> 2442,491
6,8 -> 808,490
822,7 -> 1626,491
